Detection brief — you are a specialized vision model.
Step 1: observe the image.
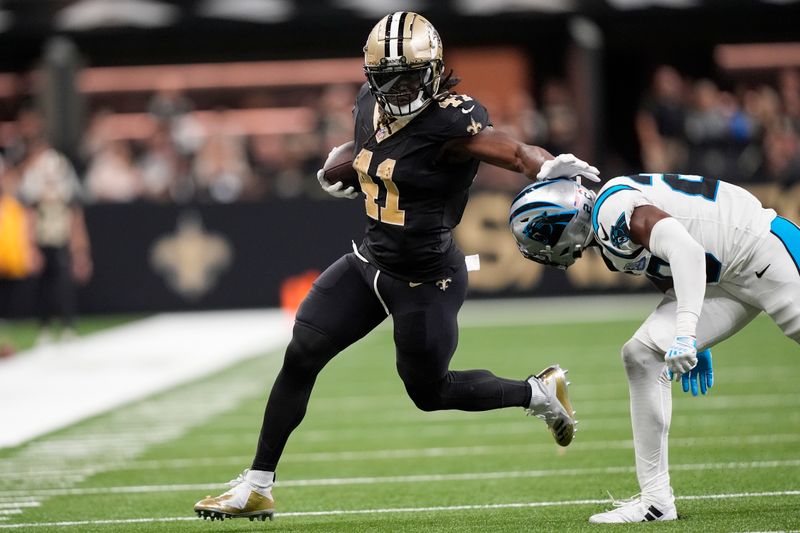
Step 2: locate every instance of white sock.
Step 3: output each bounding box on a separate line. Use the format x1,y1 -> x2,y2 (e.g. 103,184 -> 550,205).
245,469 -> 275,489
528,377 -> 548,410
621,338 -> 674,505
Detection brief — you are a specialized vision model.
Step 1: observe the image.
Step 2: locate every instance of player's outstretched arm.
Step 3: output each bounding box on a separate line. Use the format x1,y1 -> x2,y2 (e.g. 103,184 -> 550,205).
630,205 -> 707,379
443,127 -> 599,182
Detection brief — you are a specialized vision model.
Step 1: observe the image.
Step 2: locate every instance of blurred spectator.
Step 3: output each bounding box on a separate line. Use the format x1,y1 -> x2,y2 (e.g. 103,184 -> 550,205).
138,125 -> 193,203
684,79 -> 730,177
85,140 -> 142,203
778,68 -> 800,129
193,110 -> 252,203
0,156 -> 40,353
759,117 -> 800,186
148,76 -> 204,155
318,84 -> 358,151
0,155 -> 39,281
540,79 -> 579,155
275,133 -> 321,199
17,120 -> 92,343
246,135 -> 283,199
636,65 -> 688,173
505,90 -> 549,147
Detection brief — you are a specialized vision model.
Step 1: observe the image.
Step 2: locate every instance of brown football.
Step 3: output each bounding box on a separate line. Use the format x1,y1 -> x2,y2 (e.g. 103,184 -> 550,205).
322,140 -> 360,190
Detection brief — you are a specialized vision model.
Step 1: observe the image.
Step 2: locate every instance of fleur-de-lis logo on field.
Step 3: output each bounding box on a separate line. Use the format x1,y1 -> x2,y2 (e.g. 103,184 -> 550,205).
436,278 -> 452,291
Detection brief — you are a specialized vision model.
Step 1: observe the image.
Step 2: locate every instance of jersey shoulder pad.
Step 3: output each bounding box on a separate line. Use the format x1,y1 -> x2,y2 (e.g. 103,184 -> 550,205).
428,94 -> 490,140
353,83 -> 374,118
593,178 -> 651,256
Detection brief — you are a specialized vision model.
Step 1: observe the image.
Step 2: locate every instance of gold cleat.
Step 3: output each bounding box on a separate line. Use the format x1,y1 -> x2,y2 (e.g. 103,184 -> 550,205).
194,472 -> 275,522
526,364 -> 576,447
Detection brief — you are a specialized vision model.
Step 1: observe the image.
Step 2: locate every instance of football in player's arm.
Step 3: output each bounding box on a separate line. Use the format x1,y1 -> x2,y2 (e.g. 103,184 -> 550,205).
510,173 -> 800,523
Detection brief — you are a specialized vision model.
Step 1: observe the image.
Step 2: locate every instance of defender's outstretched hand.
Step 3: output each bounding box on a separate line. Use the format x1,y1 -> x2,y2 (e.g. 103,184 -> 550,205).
536,153 -> 600,182
316,169 -> 359,199
681,348 -> 713,396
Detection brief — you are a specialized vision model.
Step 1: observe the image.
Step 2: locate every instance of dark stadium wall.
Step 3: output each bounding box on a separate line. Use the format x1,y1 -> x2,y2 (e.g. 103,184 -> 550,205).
4,180 -> 798,315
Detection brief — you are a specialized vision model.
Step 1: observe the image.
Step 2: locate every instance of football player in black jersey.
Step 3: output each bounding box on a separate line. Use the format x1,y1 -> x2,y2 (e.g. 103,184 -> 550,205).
194,11 -> 600,522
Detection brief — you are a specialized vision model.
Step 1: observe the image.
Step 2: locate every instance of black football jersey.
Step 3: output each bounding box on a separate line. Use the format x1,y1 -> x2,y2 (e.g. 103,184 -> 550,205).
352,83 -> 491,282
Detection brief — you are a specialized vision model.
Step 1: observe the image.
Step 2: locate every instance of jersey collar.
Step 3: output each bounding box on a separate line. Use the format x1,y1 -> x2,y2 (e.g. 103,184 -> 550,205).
371,101 -> 425,143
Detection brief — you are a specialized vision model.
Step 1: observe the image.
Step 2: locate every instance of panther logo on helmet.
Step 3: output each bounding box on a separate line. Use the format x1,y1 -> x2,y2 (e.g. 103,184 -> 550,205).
523,212 -> 576,248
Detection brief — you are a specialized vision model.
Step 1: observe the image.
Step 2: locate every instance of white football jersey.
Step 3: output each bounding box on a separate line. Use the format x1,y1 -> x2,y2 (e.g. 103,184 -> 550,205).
592,174 -> 776,283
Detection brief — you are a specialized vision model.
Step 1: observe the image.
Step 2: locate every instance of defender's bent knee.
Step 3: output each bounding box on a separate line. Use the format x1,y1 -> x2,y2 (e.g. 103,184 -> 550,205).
621,338 -> 662,380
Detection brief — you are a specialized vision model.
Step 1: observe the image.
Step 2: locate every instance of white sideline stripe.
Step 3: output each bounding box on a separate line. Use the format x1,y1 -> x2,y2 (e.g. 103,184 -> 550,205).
0,490 -> 798,529
0,310 -> 292,449
3,433 -> 798,478
1,459 -> 798,498
0,294 -> 659,450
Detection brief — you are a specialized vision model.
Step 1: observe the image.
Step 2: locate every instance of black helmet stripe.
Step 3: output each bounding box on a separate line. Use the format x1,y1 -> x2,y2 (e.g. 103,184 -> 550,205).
384,12 -> 394,58
396,11 -> 408,57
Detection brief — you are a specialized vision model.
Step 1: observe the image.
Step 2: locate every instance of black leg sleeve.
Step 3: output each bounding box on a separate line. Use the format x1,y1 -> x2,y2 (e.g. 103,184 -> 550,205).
251,322 -> 339,472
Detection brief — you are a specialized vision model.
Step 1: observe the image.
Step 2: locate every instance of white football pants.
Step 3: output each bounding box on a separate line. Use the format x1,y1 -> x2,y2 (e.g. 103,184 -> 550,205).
623,225 -> 800,501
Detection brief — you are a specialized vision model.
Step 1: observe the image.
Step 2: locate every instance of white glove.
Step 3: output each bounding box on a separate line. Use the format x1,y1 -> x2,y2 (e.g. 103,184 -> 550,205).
536,153 -> 600,182
316,169 -> 358,199
664,336 -> 698,380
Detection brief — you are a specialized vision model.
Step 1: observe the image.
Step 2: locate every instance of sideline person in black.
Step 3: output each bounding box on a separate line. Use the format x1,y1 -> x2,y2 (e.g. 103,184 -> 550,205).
195,11 -> 600,522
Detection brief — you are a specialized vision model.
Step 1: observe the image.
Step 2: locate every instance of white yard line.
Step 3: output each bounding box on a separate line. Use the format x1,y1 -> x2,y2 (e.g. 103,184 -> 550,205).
0,490 -> 797,529
0,310 -> 292,449
2,433 -> 799,478
0,459 -> 798,499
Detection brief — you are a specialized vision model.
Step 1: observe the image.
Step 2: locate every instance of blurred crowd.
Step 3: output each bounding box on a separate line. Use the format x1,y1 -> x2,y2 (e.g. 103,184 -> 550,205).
636,65 -> 800,185
0,65 -> 798,209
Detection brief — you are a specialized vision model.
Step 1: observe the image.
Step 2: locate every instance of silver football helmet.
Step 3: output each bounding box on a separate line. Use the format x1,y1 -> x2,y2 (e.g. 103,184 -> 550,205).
363,12 -> 444,117
509,178 -> 596,269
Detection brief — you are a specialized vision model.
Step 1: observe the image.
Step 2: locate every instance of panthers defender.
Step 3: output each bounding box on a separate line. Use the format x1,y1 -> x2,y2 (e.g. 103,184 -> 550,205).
509,174 -> 800,523
193,11 -> 599,522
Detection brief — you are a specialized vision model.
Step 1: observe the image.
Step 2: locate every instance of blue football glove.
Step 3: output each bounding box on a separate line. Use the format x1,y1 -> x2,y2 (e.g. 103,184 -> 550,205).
681,348 -> 713,396
664,335 -> 698,381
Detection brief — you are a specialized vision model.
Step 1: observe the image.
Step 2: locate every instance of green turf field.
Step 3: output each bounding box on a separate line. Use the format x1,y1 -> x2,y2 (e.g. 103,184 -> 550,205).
0,312 -> 798,532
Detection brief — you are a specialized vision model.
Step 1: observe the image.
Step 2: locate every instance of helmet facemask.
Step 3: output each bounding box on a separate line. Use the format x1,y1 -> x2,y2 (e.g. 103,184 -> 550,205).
365,60 -> 441,117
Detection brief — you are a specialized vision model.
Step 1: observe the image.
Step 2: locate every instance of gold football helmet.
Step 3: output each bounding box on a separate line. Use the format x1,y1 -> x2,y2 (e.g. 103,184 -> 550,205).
363,12 -> 444,116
